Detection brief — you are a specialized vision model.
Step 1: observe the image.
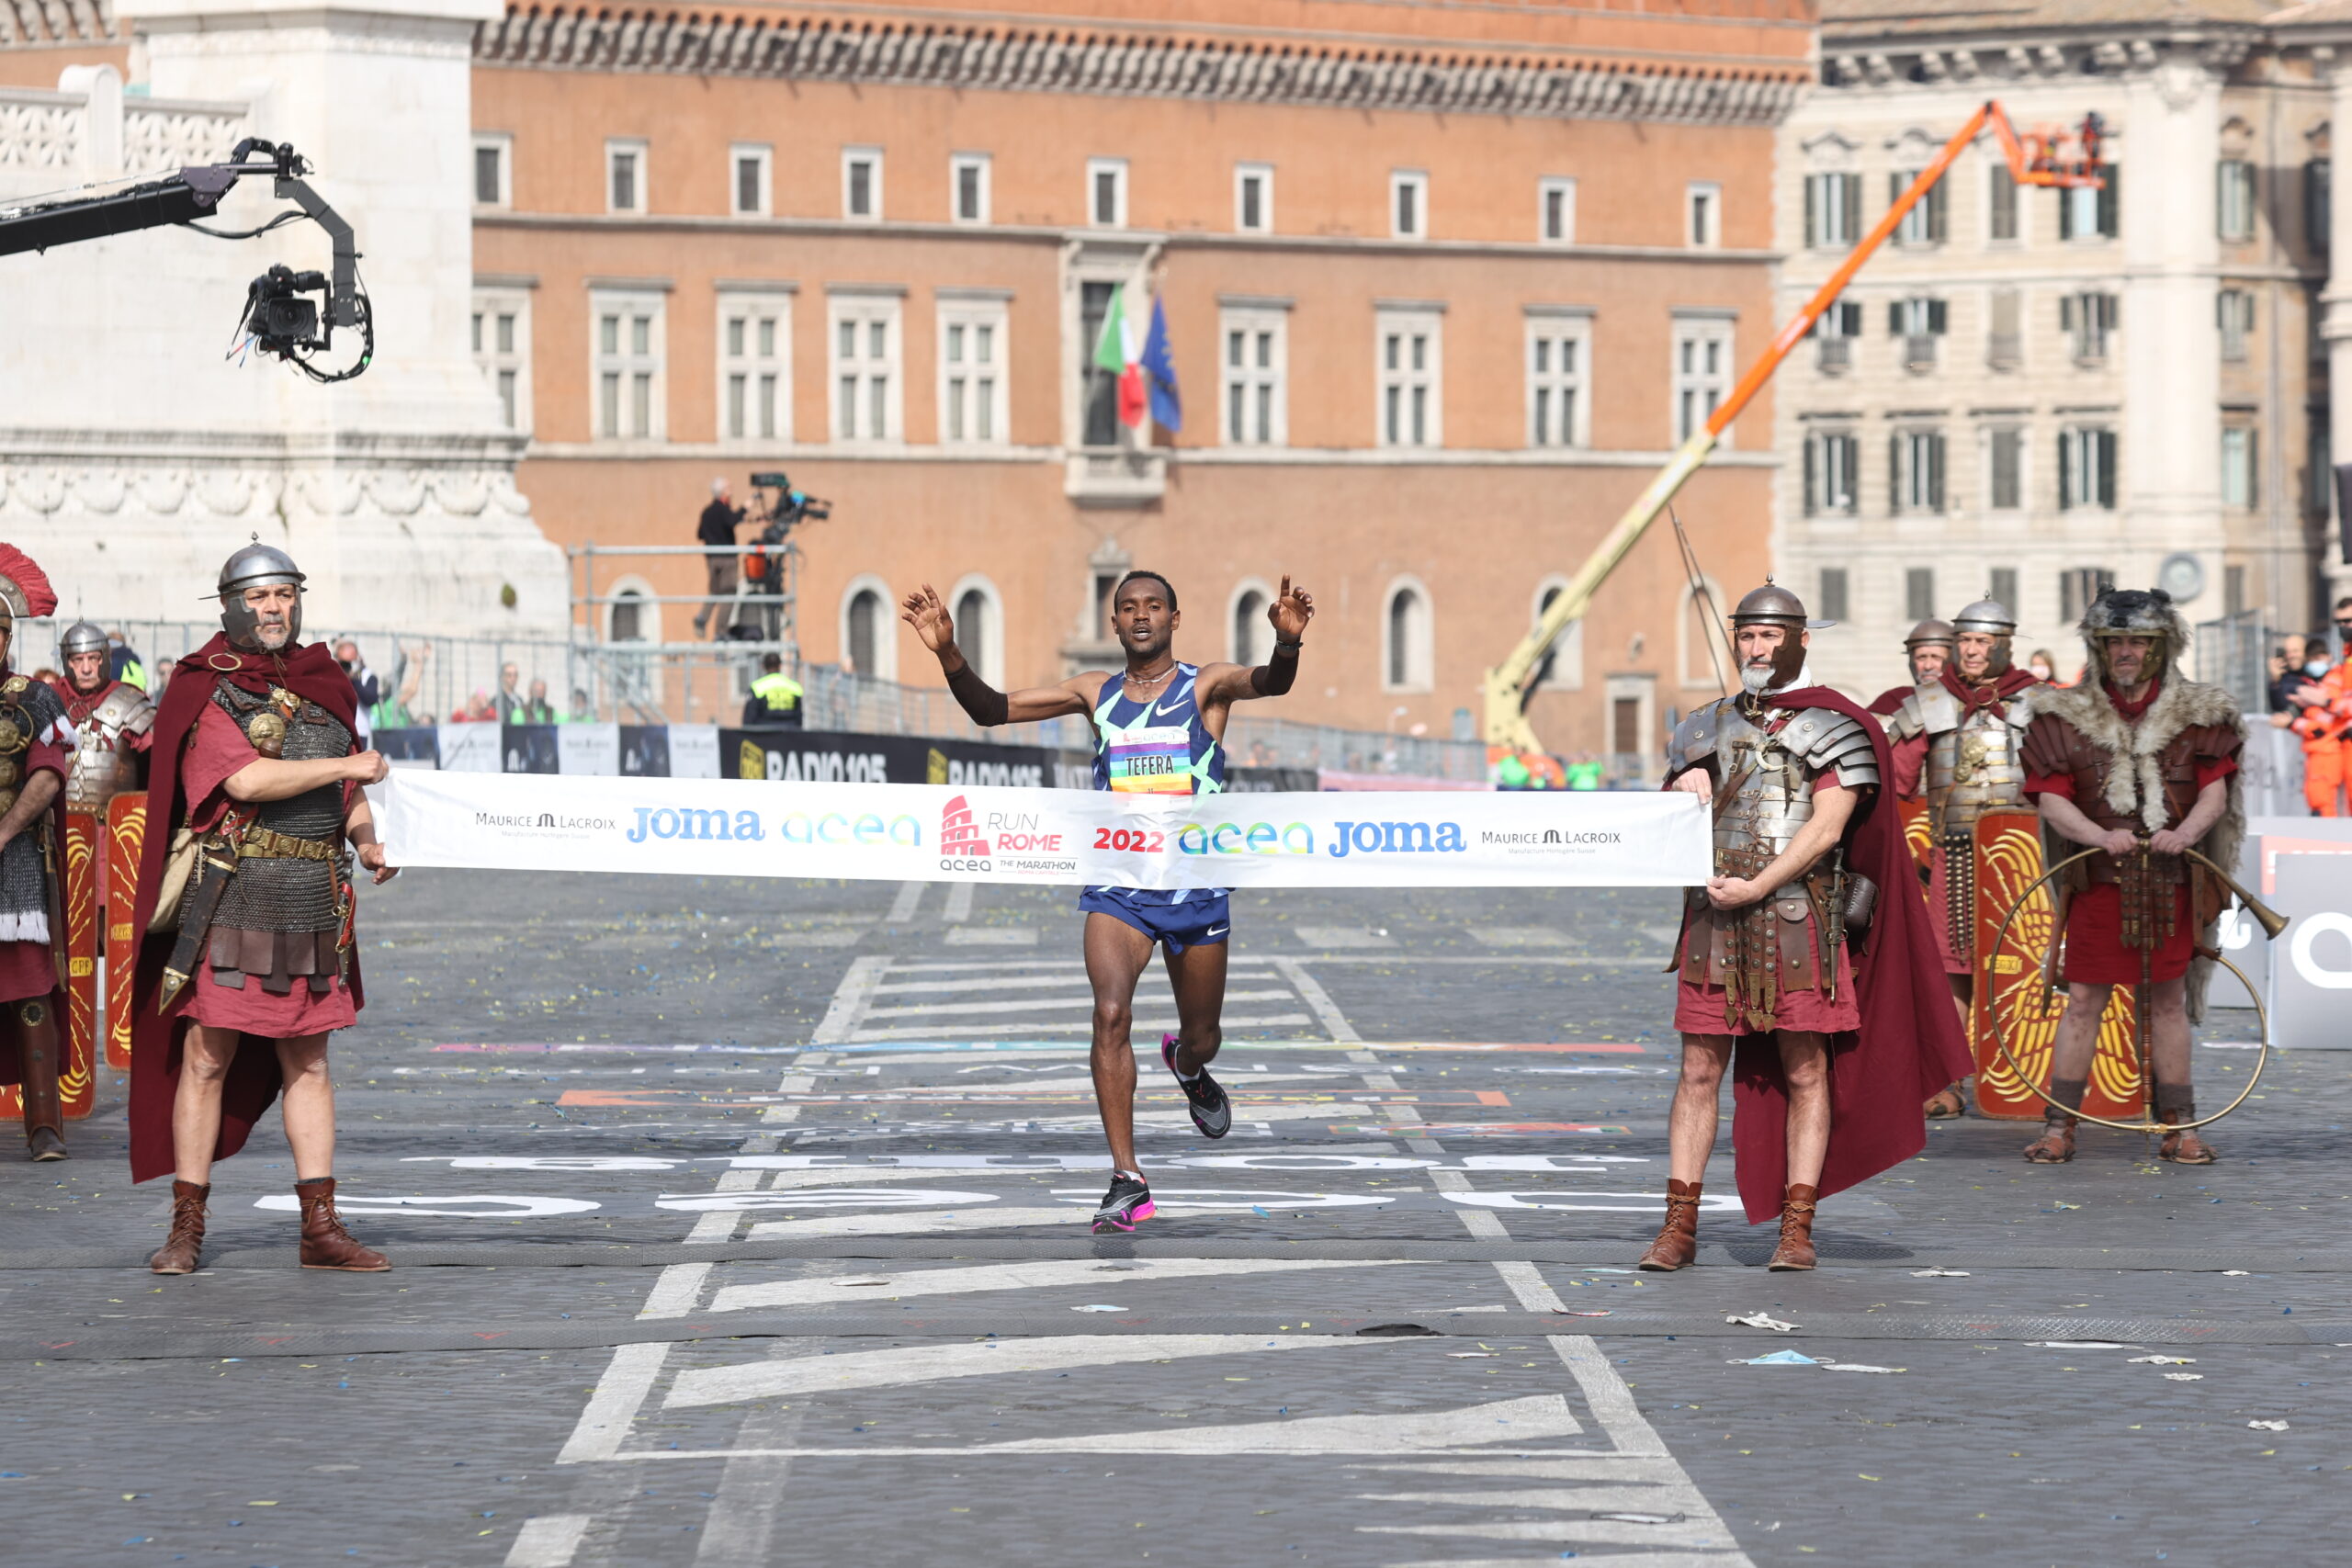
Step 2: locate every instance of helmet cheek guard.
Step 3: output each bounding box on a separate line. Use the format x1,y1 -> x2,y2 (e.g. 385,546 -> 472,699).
212,542 -> 307,650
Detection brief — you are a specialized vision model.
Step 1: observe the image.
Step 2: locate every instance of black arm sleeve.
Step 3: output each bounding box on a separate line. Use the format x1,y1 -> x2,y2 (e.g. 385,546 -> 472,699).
945,660 -> 1011,726
1249,644 -> 1301,697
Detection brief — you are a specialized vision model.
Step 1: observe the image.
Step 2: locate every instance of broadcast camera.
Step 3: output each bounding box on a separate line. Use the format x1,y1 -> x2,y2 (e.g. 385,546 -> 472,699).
748,472 -> 832,532
730,472 -> 833,638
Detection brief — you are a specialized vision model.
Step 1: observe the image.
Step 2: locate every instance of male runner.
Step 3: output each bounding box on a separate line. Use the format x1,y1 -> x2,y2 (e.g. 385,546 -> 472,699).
905,571 -> 1313,1233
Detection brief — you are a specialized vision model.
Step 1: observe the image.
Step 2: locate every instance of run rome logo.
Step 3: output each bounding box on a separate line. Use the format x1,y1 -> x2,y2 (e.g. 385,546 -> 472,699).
940,794 -> 991,871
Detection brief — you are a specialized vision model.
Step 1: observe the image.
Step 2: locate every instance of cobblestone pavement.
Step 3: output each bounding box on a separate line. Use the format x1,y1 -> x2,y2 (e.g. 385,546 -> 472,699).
1,871 -> 2345,1566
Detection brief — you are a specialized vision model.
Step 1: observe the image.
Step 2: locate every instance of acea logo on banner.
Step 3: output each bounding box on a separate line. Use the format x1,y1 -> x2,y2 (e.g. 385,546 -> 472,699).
1172,815 -> 1467,860
944,794 -> 1076,876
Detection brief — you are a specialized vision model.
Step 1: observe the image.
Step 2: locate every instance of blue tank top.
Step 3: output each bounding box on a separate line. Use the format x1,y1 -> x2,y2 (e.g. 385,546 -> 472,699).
1088,663 -> 1224,905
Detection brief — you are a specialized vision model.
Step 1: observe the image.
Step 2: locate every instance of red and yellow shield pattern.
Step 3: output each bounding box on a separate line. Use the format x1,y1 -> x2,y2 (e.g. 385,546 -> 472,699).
0,810 -> 99,1122
104,791 -> 147,1070
1898,796 -> 1931,874
1970,808 -> 2146,1121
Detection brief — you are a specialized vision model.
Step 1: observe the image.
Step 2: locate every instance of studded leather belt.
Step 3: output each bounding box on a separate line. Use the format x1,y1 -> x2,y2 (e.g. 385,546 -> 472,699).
238,827 -> 338,862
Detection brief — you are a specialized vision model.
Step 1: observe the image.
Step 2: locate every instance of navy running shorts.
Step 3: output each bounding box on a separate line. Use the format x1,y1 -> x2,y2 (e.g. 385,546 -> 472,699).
1078,886 -> 1232,954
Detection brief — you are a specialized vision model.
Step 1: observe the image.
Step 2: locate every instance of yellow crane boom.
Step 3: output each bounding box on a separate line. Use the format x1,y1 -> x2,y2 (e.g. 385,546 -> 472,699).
1482,100 -> 2102,755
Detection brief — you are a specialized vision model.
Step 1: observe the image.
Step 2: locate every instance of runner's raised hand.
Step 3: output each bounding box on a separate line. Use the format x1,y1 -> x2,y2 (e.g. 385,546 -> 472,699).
1269,576 -> 1314,641
901,584 -> 956,654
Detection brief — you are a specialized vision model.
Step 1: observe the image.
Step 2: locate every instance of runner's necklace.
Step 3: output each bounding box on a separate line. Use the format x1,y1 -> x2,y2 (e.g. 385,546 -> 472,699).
1123,665 -> 1176,692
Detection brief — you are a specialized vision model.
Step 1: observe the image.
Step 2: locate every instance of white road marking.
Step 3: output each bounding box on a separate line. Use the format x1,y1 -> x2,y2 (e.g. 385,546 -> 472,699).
943,926 -> 1037,945
1293,925 -> 1397,948
941,881 -> 974,922
844,1012 -> 1315,1042
1272,957 -> 1362,1042
1363,1485 -> 1718,1514
885,881 -> 926,922
1377,1554 -> 1744,1568
744,1206 -> 1088,1239
1468,927 -> 1575,948
811,956 -> 889,1046
870,969 -> 1277,998
707,1257 -> 1408,1314
986,1394 -> 1581,1453
556,1341 -> 673,1464
1362,1520 -> 1740,1549
636,1262 -> 712,1320
862,987 -> 1297,1020
503,1514 -> 594,1567
665,1333 -> 1395,1408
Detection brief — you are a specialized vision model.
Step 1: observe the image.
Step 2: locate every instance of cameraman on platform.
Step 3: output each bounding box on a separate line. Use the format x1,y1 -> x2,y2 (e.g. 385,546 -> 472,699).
694,477 -> 746,640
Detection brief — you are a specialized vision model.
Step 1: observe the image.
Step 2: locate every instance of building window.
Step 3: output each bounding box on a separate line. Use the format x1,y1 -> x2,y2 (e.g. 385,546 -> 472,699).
2225,563 -> 2248,615
2059,164 -> 2119,241
2059,426 -> 2118,510
1088,158 -> 1127,228
2307,158 -> 2332,252
2219,288 -> 2255,362
2218,159 -> 2257,243
1803,429 -> 1858,516
607,580 -> 656,644
842,147 -> 882,220
2061,566 -> 2117,623
1383,580 -> 1432,691
949,577 -> 1001,687
1988,426 -> 2024,510
1805,172 -> 1860,248
950,153 -> 990,224
938,300 -> 1008,447
1219,306 -> 1286,447
1525,315 -> 1591,448
731,144 -> 771,218
1231,581 -> 1272,666
717,292 -> 789,445
829,295 -> 900,443
2062,291 -> 2119,364
1889,296 -> 1948,370
1375,310 -> 1442,448
606,140 -> 646,215
1987,162 -> 2018,243
840,577 -> 895,680
1990,567 -> 2019,614
1236,163 -> 1272,234
1987,288 -> 2022,371
1905,566 -> 1937,623
1890,168 -> 1948,245
2222,425 -> 2258,508
591,291 -> 662,440
473,133 -> 511,209
1892,430 -> 1947,514
1078,281 -> 1123,447
1812,299 -> 1862,373
1671,316 -> 1732,445
1817,567 -> 1849,623
1539,177 -> 1576,244
1686,181 -> 1721,248
469,290 -> 529,432
1391,170 -> 1428,240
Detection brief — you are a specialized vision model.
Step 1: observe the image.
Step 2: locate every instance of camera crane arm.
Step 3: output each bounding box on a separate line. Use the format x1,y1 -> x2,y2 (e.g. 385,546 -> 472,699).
0,138 -> 368,379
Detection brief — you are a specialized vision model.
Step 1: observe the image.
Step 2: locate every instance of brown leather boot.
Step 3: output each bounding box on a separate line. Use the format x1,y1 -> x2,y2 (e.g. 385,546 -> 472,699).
296,1177 -> 390,1271
1767,1183 -> 1819,1271
1635,1179 -> 1702,1271
149,1179 -> 209,1275
15,998 -> 66,1161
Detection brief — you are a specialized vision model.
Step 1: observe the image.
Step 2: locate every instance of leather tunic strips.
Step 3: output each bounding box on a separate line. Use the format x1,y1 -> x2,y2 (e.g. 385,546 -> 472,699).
205,680 -> 349,996
1668,696 -> 1880,1032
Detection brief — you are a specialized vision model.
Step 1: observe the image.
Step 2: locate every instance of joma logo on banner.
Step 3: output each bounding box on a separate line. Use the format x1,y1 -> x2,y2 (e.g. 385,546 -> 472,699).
626,807 -> 922,846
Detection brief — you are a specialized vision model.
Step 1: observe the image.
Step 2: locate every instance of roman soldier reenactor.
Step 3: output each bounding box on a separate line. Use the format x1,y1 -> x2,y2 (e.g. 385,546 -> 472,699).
1867,618 -> 1955,716
1883,598 -> 2043,1117
0,547 -> 74,1160
129,542 -> 398,1274
1640,584 -> 1970,1273
2018,588 -> 2243,1166
51,619 -> 154,810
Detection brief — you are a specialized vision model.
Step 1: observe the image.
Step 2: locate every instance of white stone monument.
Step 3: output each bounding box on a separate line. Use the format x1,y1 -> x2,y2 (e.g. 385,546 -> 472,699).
0,0 -> 564,637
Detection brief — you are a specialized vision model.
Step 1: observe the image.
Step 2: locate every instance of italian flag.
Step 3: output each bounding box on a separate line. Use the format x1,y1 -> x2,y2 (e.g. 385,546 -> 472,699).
1092,278 -> 1148,428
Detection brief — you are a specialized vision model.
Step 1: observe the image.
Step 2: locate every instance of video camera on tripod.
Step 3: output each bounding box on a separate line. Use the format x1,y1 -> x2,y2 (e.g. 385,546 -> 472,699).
741,469 -> 829,587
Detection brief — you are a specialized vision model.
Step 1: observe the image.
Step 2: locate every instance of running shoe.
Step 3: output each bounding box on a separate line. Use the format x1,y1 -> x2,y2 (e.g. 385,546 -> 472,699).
1161,1033 -> 1232,1139
1091,1172 -> 1156,1234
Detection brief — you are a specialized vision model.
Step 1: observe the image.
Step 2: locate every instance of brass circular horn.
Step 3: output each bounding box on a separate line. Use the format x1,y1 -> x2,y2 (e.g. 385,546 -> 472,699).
1984,846 -> 2275,1134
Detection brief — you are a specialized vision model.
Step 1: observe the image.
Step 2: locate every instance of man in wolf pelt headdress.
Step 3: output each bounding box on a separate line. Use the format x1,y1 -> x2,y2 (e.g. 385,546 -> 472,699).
2017,589 -> 2245,1165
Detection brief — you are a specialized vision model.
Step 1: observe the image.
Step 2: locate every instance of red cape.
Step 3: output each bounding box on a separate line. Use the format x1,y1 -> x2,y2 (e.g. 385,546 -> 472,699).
1724,685 -> 1974,1223
1936,663 -> 2040,712
126,635 -> 365,1183
1865,683 -> 1914,716
0,665 -> 71,1088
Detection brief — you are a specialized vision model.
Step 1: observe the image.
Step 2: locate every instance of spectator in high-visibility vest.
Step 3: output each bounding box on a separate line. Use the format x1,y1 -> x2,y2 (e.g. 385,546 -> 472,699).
2288,599 -> 2352,815
743,653 -> 803,728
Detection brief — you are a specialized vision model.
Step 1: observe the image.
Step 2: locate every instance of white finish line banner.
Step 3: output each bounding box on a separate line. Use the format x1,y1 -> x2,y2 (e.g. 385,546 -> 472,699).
371,771 -> 1708,890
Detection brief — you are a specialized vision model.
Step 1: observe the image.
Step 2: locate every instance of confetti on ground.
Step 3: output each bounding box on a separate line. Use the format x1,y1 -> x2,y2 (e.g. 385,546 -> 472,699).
2248,1420 -> 2290,1431
2164,1373 -> 2205,1382
1909,1268 -> 1970,1278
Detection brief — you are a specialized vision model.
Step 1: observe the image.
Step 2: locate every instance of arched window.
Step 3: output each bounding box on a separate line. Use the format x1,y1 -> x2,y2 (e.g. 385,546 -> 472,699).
838,575 -> 895,681
1529,579 -> 1583,693
1230,582 -> 1271,666
606,576 -> 657,644
1383,579 -> 1431,691
948,573 -> 1003,687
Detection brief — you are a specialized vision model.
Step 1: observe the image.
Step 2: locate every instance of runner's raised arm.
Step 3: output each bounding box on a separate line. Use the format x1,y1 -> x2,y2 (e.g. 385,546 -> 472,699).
1195,575 -> 1314,709
901,583 -> 1093,726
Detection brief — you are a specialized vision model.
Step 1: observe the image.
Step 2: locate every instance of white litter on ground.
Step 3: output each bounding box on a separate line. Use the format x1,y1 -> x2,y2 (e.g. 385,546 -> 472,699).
1727,1312 -> 1800,1333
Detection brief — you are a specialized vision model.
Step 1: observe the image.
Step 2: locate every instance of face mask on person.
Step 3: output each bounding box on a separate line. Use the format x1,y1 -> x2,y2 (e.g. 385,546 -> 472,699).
2309,660 -> 2332,678
2029,661 -> 2052,682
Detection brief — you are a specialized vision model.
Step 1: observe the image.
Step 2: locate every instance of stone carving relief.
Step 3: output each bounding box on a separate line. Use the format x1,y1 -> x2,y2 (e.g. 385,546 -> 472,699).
122,107 -> 247,173
0,99 -> 83,170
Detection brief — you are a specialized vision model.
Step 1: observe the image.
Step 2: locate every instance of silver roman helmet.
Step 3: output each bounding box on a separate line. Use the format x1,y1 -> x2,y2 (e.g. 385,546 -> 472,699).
1951,596 -> 2018,678
213,540 -> 307,649
58,620 -> 107,660
1728,581 -> 1826,691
